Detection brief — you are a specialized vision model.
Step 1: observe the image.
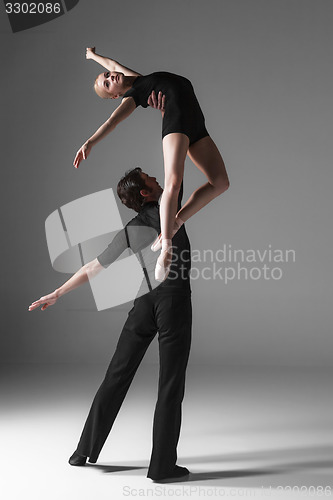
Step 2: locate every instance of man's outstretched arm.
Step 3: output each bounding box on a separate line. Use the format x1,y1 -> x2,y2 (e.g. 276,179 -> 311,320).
28,258 -> 103,311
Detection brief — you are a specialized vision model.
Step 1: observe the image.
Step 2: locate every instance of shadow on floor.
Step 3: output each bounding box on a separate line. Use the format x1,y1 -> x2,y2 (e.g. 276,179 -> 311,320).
185,467 -> 284,483
86,464 -> 146,474
88,444 -> 333,486
152,467 -> 282,484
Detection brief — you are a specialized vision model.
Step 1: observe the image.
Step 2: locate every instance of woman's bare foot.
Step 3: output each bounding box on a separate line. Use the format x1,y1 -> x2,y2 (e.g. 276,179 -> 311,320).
155,240 -> 173,282
151,216 -> 184,252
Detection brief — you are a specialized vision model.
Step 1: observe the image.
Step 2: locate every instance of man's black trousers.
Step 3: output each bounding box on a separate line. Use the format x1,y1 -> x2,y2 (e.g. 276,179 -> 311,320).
75,288 -> 192,479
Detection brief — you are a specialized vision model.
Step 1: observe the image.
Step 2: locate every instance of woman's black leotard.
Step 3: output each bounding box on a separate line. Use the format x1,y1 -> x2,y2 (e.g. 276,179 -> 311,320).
123,72 -> 209,146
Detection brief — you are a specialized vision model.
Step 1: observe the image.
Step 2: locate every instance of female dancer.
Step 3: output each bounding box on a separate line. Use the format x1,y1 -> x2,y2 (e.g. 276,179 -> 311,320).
74,47 -> 230,281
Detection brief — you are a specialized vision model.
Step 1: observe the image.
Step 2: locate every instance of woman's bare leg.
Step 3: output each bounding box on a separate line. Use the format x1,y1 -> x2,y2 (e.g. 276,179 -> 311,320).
160,133 -> 189,238
152,135 -> 229,254
177,136 -> 229,222
155,133 -> 189,281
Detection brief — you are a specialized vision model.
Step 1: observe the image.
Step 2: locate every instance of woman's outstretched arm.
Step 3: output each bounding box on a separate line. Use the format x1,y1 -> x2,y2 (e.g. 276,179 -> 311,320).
86,47 -> 141,76
73,96 -> 136,168
28,258 -> 103,311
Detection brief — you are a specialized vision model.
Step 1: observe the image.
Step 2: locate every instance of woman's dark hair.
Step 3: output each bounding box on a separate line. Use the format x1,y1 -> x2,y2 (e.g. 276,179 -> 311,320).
117,167 -> 150,212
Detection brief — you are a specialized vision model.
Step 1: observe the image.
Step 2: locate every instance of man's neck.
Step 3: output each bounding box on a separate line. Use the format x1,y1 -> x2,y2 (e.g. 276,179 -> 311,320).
143,196 -> 159,204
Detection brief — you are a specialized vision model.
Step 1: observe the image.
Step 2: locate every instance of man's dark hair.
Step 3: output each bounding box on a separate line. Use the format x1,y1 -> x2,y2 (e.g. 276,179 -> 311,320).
117,167 -> 151,213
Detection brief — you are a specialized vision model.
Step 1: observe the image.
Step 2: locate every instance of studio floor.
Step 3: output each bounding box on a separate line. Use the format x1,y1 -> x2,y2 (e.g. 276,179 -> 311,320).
1,363 -> 332,500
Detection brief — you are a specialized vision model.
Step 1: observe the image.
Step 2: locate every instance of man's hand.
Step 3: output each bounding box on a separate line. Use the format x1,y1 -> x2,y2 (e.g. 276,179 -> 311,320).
73,142 -> 92,169
86,47 -> 96,60
29,291 -> 59,311
147,90 -> 166,114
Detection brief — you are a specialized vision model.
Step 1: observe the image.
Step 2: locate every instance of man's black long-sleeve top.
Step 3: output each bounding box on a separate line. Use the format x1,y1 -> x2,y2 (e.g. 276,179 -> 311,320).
97,184 -> 191,295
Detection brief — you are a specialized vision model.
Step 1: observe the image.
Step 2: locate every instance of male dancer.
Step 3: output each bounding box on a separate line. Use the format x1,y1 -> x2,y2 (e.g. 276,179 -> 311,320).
29,168 -> 192,482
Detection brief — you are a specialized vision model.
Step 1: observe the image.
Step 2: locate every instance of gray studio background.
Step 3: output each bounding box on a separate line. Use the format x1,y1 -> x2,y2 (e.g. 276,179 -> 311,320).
1,0 -> 332,368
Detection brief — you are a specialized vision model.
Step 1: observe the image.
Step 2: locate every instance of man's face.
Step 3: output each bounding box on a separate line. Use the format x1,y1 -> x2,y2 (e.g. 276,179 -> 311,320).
140,172 -> 163,200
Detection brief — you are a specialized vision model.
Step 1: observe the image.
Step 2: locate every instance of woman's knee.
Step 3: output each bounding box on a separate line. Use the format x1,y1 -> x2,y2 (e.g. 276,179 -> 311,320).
213,173 -> 230,195
164,174 -> 183,194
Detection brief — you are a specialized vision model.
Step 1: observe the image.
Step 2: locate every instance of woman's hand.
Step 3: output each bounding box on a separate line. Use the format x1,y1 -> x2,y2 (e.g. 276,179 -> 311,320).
29,291 -> 59,312
86,47 -> 96,60
148,90 -> 166,114
73,142 -> 92,169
